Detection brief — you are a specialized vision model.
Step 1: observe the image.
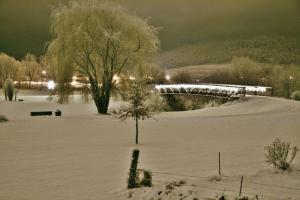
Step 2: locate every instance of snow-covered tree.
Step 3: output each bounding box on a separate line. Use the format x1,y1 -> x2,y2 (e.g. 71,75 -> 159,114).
46,0 -> 159,114
0,53 -> 20,87
22,53 -> 41,88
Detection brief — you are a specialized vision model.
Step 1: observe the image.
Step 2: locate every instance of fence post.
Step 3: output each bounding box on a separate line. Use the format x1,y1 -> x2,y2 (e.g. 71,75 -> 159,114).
128,149 -> 140,189
239,175 -> 244,196
218,152 -> 221,176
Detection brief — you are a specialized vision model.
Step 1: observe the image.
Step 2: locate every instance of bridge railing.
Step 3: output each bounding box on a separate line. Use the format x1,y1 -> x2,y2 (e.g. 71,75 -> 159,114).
155,84 -> 247,99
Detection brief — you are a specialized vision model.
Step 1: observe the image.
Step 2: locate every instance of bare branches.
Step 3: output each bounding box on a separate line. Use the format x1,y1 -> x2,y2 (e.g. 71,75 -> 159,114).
265,138 -> 299,170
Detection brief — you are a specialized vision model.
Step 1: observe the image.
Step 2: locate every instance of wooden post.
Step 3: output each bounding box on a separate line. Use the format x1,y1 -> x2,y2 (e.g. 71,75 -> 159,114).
218,152 -> 221,176
135,117 -> 139,145
128,149 -> 140,189
239,175 -> 244,196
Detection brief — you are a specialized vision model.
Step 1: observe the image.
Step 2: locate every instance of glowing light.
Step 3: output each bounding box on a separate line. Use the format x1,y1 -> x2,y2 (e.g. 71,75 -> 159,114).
42,70 -> 47,75
289,76 -> 294,80
165,75 -> 170,81
113,75 -> 118,81
129,76 -> 136,80
48,80 -> 55,90
72,76 -> 77,80
71,80 -> 77,86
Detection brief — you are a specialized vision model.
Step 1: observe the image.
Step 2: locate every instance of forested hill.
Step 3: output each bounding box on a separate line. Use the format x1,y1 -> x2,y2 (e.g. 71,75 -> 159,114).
0,0 -> 299,63
154,36 -> 300,68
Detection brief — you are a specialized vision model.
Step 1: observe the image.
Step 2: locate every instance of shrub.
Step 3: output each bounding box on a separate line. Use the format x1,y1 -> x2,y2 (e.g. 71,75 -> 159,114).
3,78 -> 15,101
145,91 -> 166,112
265,138 -> 298,170
0,115 -> 8,122
136,169 -> 152,187
291,91 -> 300,101
164,95 -> 186,111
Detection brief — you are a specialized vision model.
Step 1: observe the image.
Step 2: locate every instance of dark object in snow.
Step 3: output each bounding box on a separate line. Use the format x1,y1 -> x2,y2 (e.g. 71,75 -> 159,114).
55,109 -> 62,116
219,196 -> 225,200
128,149 -> 140,189
30,111 -> 52,116
0,115 -> 8,122
18,99 -> 24,102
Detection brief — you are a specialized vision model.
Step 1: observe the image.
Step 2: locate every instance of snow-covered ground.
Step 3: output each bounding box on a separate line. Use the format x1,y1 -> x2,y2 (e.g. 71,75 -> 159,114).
0,92 -> 300,200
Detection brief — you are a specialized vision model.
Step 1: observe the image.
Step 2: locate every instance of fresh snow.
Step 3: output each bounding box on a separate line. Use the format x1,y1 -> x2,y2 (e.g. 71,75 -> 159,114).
0,92 -> 300,200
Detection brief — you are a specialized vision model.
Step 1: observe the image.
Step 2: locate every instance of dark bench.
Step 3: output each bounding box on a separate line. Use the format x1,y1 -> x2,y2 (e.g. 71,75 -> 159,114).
30,111 -> 53,116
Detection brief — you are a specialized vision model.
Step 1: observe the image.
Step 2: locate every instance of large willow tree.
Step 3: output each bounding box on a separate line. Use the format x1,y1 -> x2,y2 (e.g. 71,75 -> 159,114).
47,0 -> 159,114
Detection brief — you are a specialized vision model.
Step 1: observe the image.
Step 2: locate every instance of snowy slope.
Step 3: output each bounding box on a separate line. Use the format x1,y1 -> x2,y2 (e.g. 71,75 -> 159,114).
0,94 -> 300,200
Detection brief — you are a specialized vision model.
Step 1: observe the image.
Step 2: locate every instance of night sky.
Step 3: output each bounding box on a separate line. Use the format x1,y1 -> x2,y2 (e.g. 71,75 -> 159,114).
0,0 -> 299,59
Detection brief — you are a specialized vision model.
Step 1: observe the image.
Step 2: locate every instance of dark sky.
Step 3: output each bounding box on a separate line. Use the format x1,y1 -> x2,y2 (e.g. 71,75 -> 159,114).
0,0 -> 299,59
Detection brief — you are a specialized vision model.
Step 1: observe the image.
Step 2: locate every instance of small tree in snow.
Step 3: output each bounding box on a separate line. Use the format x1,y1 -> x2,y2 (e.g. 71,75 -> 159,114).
120,81 -> 151,144
265,138 -> 298,170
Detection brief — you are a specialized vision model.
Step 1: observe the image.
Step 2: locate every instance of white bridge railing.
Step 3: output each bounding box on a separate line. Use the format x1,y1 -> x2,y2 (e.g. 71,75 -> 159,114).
155,84 -> 272,99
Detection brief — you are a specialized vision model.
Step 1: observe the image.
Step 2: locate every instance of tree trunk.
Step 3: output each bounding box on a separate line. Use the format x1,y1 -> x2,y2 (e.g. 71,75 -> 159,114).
94,90 -> 111,114
95,98 -> 109,114
90,77 -> 112,114
135,116 -> 139,144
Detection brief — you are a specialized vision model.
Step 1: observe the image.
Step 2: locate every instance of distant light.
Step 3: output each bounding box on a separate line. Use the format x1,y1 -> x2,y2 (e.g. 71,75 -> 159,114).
129,76 -> 136,80
42,70 -> 47,75
72,76 -> 77,80
113,75 -> 118,81
71,80 -> 77,86
48,80 -> 55,90
166,75 -> 170,81
289,76 -> 293,80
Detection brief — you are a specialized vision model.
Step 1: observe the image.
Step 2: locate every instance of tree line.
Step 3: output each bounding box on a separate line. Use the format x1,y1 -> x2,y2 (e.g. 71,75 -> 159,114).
1,0 -> 300,116
0,52 -> 51,89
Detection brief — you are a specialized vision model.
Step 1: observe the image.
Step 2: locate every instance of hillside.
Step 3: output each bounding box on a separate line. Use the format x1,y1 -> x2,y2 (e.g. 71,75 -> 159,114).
165,64 -> 231,82
155,36 -> 300,68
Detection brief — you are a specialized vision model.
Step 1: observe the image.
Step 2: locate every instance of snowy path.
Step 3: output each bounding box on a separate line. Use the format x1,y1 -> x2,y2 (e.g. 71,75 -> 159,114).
0,95 -> 300,199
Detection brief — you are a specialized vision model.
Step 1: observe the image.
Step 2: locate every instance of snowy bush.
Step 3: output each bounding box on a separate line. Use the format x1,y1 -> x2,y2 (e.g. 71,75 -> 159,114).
265,138 -> 298,170
0,115 -> 8,122
291,91 -> 300,101
136,169 -> 152,187
145,91 -> 166,113
3,78 -> 15,101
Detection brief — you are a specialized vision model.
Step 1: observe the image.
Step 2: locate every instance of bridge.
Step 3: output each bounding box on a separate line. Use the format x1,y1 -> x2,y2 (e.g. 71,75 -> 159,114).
155,84 -> 272,99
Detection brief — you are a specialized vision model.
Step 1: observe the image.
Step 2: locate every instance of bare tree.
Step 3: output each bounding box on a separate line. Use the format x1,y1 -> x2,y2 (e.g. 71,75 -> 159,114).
22,53 -> 41,88
120,81 -> 151,144
46,1 -> 159,113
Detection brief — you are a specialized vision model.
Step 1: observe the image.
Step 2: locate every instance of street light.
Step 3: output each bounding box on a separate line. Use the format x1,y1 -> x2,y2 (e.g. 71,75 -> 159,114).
166,75 -> 170,81
48,80 -> 55,90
